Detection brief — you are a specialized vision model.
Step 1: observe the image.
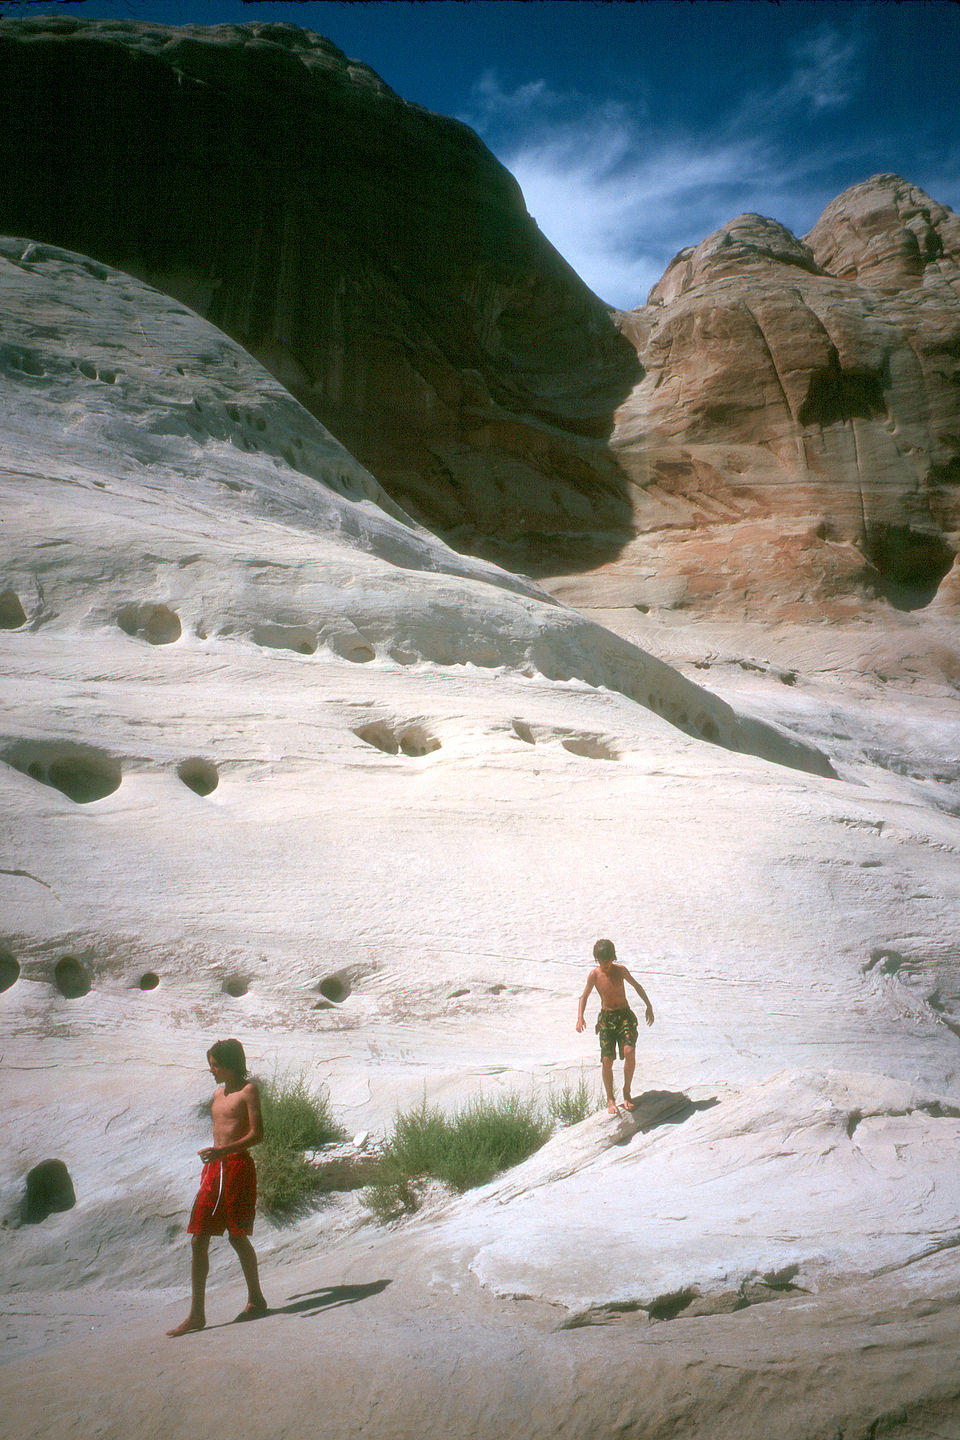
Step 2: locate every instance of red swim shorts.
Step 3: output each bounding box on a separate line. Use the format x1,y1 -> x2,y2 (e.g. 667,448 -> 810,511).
188,1151 -> 257,1237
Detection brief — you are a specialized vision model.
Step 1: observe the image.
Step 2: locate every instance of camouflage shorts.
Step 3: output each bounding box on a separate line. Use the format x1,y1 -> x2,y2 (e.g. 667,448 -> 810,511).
596,1007 -> 639,1059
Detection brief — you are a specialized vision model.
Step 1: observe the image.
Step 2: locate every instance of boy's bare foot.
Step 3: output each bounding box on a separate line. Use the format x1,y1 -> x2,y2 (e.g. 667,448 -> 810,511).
165,1316 -> 205,1338
606,1099 -> 622,1115
234,1300 -> 268,1322
622,1096 -> 635,1110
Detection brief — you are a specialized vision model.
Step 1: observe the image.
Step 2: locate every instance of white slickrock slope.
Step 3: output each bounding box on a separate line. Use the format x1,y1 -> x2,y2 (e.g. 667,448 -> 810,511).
2,238 -> 960,1436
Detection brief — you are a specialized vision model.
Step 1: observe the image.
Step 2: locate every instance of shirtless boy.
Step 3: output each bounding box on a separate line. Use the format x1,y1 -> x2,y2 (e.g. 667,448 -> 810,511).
166,1038 -> 268,1337
576,939 -> 655,1114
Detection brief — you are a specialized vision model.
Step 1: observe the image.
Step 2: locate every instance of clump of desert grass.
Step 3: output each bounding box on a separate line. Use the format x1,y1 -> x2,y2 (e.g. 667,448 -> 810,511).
256,1071 -> 346,1217
362,1074 -> 596,1222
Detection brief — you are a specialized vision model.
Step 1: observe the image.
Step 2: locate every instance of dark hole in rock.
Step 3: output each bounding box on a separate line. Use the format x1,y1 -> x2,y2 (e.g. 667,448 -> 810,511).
223,976 -> 248,997
646,1287 -> 698,1322
117,602 -> 182,645
864,524 -> 955,610
562,735 -> 618,761
330,636 -> 376,664
0,589 -> 27,628
0,947 -> 20,992
22,1159 -> 76,1224
798,362 -> 886,427
317,974 -> 350,1004
177,758 -> 219,797
48,754 -> 122,803
355,721 -> 440,758
55,956 -> 91,999
4,742 -> 122,803
251,623 -> 318,656
138,972 -> 160,991
512,721 -> 535,744
399,731 -> 441,757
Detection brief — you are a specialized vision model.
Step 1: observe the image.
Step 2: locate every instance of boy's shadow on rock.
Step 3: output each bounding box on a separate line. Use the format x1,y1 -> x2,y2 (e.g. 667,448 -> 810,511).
275,1280 -> 392,1317
623,1090 -> 718,1136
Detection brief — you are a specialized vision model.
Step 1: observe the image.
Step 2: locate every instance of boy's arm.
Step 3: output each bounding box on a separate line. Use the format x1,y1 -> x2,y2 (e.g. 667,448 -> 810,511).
623,968 -> 655,1026
576,971 -> 597,1031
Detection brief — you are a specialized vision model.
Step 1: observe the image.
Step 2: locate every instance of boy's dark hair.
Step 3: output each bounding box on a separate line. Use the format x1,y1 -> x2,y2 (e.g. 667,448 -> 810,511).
593,938 -> 616,963
207,1037 -> 248,1081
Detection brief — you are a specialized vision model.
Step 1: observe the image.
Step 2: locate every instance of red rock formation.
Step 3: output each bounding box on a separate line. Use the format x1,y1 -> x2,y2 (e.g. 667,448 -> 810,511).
607,177 -> 960,616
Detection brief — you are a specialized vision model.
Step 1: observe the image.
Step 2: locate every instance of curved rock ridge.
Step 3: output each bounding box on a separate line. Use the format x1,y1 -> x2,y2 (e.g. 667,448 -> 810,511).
0,235 -> 831,776
0,14 -> 640,573
805,173 -> 960,291
428,1069 -> 960,1315
604,176 -> 960,618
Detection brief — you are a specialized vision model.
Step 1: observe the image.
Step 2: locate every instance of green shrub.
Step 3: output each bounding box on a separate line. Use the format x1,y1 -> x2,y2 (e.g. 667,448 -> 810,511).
256,1071 -> 342,1217
363,1082 -> 594,1223
546,1073 -> 593,1127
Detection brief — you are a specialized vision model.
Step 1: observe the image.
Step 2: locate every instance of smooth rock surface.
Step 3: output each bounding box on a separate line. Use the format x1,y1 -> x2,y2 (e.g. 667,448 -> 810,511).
2,234 -> 960,1439
600,176 -> 960,618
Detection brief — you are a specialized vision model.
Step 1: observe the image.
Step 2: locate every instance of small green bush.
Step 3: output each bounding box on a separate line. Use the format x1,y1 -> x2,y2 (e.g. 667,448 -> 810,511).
256,1071 -> 342,1217
363,1080 -> 594,1223
546,1074 -> 593,1127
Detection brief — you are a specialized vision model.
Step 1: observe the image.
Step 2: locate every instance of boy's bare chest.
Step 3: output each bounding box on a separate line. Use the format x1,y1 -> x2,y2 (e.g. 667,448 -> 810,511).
596,968 -> 628,1007
211,1089 -> 248,1128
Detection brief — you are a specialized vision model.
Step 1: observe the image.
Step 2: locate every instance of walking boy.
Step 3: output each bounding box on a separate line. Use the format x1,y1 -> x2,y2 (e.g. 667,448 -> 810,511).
166,1037 -> 268,1336
576,939 -> 654,1114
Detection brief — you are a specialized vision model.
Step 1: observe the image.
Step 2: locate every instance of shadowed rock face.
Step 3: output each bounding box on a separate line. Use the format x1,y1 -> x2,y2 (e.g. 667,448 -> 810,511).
0,16 -> 640,573
606,177 -> 960,617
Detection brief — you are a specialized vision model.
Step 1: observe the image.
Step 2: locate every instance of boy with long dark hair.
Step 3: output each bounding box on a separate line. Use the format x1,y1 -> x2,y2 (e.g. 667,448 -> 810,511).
166,1038 -> 267,1336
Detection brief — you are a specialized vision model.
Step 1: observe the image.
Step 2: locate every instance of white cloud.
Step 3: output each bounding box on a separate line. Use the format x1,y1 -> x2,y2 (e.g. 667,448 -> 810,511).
459,25 -> 868,310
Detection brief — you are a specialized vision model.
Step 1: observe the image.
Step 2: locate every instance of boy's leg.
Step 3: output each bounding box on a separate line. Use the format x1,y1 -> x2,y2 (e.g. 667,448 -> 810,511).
622,1046 -> 636,1109
601,1055 -> 620,1114
229,1233 -> 267,1318
166,1232 -> 210,1337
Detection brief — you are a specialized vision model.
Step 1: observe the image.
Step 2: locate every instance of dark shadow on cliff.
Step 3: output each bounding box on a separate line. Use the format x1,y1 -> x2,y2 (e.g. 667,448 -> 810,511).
0,17 -> 642,577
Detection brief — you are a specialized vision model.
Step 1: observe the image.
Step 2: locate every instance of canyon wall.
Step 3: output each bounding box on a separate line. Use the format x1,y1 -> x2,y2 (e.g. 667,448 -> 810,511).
0,16 -> 639,573
603,177 -> 960,617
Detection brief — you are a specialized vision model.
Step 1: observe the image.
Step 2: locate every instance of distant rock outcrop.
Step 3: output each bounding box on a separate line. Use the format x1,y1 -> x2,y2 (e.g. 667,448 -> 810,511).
608,176 -> 960,616
0,16 -> 639,573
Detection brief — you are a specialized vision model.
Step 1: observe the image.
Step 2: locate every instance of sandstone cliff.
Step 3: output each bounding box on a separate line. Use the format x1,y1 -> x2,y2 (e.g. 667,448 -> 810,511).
0,15 -> 639,572
602,176 -> 960,617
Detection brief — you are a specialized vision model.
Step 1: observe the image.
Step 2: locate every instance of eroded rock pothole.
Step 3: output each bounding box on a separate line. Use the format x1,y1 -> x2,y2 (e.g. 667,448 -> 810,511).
3,741 -> 122,803
117,602 -> 182,645
354,721 -> 441,757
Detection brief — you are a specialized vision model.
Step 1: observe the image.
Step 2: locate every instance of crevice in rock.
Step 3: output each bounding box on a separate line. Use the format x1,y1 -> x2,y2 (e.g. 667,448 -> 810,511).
222,975 -> 249,997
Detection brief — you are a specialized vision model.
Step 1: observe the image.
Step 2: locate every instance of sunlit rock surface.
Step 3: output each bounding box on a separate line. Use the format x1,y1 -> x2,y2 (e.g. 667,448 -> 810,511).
594,176 -> 960,619
1,23 -> 960,1438
2,236 -> 960,1439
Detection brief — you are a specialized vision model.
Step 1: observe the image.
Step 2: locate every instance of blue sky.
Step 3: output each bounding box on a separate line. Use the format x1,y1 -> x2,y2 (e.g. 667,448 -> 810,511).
4,0 -> 959,307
